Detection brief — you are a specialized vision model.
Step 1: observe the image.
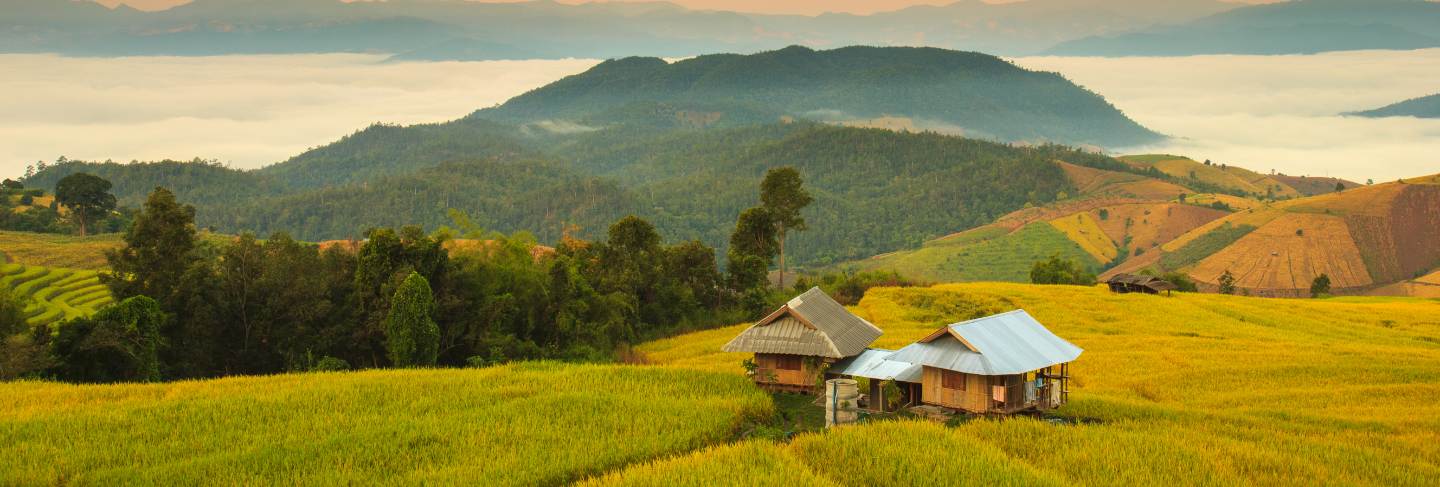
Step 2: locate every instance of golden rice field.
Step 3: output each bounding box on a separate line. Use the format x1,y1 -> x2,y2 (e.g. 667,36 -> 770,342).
631,283 -> 1440,485
0,231 -> 121,270
0,363 -> 771,486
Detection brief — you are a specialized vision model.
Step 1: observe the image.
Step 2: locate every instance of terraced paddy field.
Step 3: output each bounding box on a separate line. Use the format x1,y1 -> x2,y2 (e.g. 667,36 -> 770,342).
0,263 -> 113,326
634,283 -> 1440,485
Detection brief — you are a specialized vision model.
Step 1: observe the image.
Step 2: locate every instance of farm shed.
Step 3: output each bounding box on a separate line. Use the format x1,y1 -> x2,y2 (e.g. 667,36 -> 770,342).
722,287 -> 883,393
1106,273 -> 1178,295
831,310 -> 1082,415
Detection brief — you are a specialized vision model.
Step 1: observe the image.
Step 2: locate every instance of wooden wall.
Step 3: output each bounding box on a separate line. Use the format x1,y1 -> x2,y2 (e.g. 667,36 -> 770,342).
920,366 -> 994,413
754,353 -> 820,388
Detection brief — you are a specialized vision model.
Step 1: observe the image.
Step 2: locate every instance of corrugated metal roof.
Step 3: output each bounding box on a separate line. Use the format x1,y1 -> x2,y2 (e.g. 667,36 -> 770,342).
719,316 -> 837,356
829,348 -> 923,382
887,310 -> 1082,375
787,287 -> 884,357
721,287 -> 881,359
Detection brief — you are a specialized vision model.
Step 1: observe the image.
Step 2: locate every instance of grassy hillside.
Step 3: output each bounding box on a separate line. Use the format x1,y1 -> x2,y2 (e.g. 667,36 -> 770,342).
1121,155 -> 1303,198
0,363 -> 771,485
848,222 -> 1101,283
0,264 -> 113,326
1347,92 -> 1440,119
0,231 -> 120,270
632,283 -> 1440,485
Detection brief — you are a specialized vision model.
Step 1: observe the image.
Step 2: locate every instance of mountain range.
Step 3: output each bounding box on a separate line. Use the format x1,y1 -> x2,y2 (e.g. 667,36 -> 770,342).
9,0 -> 1432,59
1346,93 -> 1440,118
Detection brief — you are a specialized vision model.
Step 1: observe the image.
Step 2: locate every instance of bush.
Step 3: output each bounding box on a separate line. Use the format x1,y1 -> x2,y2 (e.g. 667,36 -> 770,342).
311,356 -> 350,372
1030,255 -> 1097,286
18,195 -> 33,206
792,270 -> 922,305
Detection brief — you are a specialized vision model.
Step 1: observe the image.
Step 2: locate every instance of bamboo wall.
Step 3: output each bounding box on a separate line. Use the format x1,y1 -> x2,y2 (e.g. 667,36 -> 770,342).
754,353 -> 820,388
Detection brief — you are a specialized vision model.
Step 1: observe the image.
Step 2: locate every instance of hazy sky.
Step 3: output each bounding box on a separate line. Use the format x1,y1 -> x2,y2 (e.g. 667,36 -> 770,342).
95,0 -> 1277,16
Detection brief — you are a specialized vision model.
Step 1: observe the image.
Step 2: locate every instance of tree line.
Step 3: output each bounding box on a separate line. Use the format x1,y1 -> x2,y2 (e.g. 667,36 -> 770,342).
0,168 -> 815,382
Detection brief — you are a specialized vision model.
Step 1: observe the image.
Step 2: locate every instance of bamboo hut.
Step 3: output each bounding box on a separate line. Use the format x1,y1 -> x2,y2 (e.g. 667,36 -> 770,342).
1106,273 -> 1178,295
722,287 -> 883,393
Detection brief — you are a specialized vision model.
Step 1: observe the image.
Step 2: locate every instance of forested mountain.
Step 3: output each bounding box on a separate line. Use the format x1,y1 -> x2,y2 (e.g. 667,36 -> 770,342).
474,46 -> 1162,147
27,122 -> 1117,266
1047,0 -> 1440,56
1346,93 -> 1440,118
3,0 -> 1241,59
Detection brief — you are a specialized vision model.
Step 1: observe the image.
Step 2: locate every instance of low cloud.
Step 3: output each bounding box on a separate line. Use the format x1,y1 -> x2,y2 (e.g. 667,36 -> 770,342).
0,54 -> 599,178
1013,49 -> 1440,182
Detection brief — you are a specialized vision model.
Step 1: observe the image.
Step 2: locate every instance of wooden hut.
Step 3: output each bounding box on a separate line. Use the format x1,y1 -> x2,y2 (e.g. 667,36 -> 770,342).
832,310 -> 1081,415
1106,273 -> 1178,295
722,287 -> 883,393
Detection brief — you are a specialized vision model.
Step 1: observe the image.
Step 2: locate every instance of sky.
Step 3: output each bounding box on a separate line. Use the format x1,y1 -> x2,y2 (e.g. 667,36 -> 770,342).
94,0 -> 1278,16
2,49 -> 1437,182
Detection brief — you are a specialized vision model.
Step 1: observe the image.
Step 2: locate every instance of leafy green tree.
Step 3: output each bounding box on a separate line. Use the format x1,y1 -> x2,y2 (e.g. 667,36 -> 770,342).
1218,270 -> 1237,295
760,167 -> 812,289
47,295 -> 167,383
1029,255 -> 1096,286
103,187 -> 197,308
54,172 -> 116,236
1310,273 -> 1332,298
385,272 -> 439,367
354,226 -> 448,367
727,207 -> 777,293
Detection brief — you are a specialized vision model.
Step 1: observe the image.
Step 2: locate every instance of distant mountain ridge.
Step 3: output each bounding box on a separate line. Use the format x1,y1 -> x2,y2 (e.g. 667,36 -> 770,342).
1047,0 -> 1440,56
3,0 -> 1243,59
1346,93 -> 1440,118
473,46 -> 1162,148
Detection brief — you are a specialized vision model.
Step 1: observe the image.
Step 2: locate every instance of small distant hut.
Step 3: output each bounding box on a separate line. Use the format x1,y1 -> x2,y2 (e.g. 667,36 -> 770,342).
722,287 -> 883,393
1106,273 -> 1178,295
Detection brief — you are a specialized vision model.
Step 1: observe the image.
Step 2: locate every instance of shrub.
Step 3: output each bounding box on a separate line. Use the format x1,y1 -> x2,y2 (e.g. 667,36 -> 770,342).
311,356 -> 350,372
1030,255 -> 1097,286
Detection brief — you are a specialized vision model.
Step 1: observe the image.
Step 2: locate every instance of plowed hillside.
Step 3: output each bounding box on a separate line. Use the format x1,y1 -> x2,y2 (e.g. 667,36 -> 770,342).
1186,193 -> 1262,211
1272,174 -> 1362,196
1048,212 -> 1116,262
1057,161 -> 1192,200
1140,177 -> 1440,296
1090,203 -> 1230,259
1121,155 -> 1301,199
1191,213 -> 1372,294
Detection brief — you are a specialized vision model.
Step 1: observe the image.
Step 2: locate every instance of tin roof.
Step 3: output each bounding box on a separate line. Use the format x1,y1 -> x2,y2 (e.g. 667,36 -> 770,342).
828,348 -> 923,382
721,287 -> 883,359
886,310 -> 1082,375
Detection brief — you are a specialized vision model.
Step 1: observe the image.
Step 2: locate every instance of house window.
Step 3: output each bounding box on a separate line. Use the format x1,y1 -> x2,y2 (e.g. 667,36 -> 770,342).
941,370 -> 966,390
775,355 -> 803,371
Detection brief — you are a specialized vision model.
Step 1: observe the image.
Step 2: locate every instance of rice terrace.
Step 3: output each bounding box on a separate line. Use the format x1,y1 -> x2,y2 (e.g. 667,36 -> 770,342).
5,0 -> 1440,485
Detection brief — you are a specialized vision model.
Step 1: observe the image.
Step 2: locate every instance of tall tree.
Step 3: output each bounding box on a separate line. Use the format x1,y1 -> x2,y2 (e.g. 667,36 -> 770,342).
1218,270 -> 1237,295
760,167 -> 811,289
727,207 -> 778,294
1310,273 -> 1332,298
47,295 -> 167,383
54,172 -> 116,236
103,187 -> 197,307
385,271 -> 439,367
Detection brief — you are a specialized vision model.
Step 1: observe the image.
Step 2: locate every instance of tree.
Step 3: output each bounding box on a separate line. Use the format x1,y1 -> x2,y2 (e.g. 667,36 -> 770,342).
760,167 -> 812,289
47,295 -> 167,383
0,179 -> 21,190
1334,181 -> 1345,193
385,272 -> 439,367
727,207 -> 778,298
54,172 -> 116,236
1310,273 -> 1332,298
1218,270 -> 1237,295
103,187 -> 197,307
1029,255 -> 1096,286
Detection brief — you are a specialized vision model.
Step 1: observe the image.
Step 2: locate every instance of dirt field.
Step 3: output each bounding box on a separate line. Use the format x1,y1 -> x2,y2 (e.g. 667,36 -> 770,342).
1090,203 -> 1228,258
1125,155 -> 1302,199
1191,213 -> 1372,292
1057,161 -> 1192,200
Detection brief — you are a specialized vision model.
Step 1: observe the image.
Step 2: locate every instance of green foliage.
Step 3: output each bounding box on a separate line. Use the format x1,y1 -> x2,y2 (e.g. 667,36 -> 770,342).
760,166 -> 812,289
1159,223 -> 1258,271
876,223 -> 1098,283
1311,273 -> 1332,298
385,272 -> 439,367
792,269 -> 921,306
54,172 -> 117,236
1030,255 -> 1098,286
1163,272 -> 1199,293
47,295 -> 167,383
311,356 -> 350,372
103,187 -> 197,308
1218,270 -> 1237,295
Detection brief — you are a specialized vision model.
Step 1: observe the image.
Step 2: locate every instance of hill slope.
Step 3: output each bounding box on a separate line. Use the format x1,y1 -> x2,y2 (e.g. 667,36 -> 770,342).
474,45 -> 1162,148
1047,0 -> 1440,56
1347,93 -> 1440,119
1130,175 -> 1440,296
634,283 -> 1440,484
